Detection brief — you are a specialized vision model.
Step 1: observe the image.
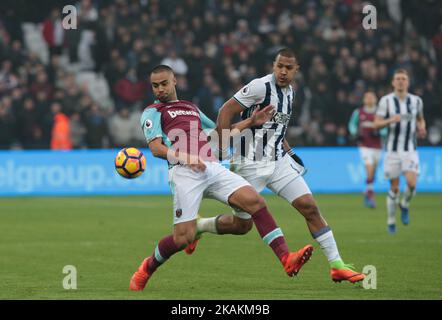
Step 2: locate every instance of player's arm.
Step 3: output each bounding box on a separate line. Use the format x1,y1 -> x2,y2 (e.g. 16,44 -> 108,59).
417,115 -> 426,138
373,115 -> 400,129
373,97 -> 400,129
416,97 -> 426,138
348,109 -> 359,137
230,105 -> 275,136
217,79 -> 266,148
216,98 -> 245,149
216,99 -> 274,149
148,138 -> 206,171
141,108 -> 205,171
283,139 -> 305,168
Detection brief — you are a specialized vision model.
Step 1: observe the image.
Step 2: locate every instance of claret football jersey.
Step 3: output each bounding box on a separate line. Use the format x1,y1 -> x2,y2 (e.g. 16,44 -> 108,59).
140,100 -> 217,165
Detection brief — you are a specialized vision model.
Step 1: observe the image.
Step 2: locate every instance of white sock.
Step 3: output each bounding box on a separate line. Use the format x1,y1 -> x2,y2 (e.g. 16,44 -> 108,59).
314,228 -> 341,263
197,216 -> 218,234
400,187 -> 416,209
387,190 -> 398,225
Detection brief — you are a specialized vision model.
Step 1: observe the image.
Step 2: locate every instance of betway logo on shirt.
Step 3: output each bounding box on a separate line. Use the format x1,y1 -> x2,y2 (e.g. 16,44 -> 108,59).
167,110 -> 200,119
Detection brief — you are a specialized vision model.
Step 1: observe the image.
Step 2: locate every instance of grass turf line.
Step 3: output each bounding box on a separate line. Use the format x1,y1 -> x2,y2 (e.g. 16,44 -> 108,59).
0,194 -> 441,299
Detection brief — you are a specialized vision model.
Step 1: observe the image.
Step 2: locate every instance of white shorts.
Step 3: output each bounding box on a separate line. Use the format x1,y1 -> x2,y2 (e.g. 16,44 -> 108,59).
168,161 -> 250,224
230,154 -> 312,219
359,147 -> 382,166
384,151 -> 420,180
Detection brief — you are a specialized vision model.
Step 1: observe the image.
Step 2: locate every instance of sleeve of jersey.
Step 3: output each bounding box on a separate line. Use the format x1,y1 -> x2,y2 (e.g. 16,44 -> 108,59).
348,110 -> 359,136
376,97 -> 388,118
232,79 -> 266,109
140,108 -> 163,144
199,110 -> 216,134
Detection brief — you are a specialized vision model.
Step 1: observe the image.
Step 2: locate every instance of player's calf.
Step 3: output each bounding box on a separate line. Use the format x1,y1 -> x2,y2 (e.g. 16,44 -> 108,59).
216,215 -> 253,235
229,186 -> 314,275
386,178 -> 400,233
173,223 -> 198,249
233,217 -> 253,234
292,194 -> 327,232
130,233 -> 184,291
196,213 -> 253,235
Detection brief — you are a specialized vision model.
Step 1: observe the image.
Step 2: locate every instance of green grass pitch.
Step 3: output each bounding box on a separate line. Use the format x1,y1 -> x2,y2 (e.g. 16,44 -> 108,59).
1,193 -> 441,300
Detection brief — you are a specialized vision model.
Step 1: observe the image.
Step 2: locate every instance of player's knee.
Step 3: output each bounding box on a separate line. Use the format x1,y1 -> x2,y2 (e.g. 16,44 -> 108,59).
304,203 -> 321,221
407,182 -> 416,191
390,186 -> 399,194
237,190 -> 266,214
247,195 -> 266,214
294,197 -> 320,220
173,232 -> 195,248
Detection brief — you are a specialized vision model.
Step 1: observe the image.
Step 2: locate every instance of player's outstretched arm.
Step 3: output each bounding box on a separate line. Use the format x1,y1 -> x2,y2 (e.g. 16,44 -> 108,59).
217,98 -> 274,138
216,98 -> 244,149
348,109 -> 359,137
148,138 -> 206,172
373,115 -> 401,129
230,105 -> 275,136
283,139 -> 305,168
417,114 -> 427,138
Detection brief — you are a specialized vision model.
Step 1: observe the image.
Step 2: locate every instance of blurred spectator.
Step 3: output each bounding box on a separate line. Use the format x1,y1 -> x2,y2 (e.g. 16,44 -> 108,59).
83,104 -> 109,148
17,97 -> 42,148
108,108 -> 136,148
0,60 -> 19,94
0,0 -> 440,150
70,112 -> 87,149
161,51 -> 188,76
27,126 -> 47,149
0,100 -> 16,149
30,71 -> 54,100
113,68 -> 145,110
62,84 -> 82,116
42,8 -> 64,58
50,102 -> 72,150
77,0 -> 98,23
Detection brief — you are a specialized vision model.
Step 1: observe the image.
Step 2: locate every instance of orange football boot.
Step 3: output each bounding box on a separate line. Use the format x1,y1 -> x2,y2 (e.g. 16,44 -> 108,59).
129,257 -> 152,291
184,239 -> 199,255
331,263 -> 365,283
184,231 -> 202,255
282,244 -> 314,277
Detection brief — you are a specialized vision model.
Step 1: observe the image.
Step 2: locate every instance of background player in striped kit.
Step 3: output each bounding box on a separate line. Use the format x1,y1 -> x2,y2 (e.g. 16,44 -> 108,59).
189,48 -> 365,283
348,91 -> 385,208
374,69 -> 427,234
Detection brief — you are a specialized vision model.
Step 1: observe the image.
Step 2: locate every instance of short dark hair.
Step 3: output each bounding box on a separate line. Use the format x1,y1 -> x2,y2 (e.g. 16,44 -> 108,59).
393,68 -> 409,77
274,48 -> 297,61
150,64 -> 174,75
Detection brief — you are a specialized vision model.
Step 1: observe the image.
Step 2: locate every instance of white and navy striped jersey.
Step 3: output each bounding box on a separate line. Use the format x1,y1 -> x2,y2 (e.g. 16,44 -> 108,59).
376,92 -> 424,152
232,74 -> 295,162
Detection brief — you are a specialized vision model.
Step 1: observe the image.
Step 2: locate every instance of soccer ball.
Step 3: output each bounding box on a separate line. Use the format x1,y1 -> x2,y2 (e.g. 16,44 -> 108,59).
115,147 -> 146,179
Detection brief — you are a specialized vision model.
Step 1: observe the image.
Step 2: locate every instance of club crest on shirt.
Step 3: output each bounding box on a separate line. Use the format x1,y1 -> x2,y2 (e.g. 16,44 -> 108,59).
241,85 -> 250,95
145,119 -> 153,129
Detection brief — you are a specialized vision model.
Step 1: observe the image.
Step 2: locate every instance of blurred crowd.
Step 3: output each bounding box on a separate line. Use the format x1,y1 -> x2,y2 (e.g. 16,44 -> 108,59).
0,0 -> 441,150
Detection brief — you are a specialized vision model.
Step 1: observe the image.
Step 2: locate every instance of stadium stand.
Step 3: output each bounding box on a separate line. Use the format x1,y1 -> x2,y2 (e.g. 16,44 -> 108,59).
0,0 -> 441,149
